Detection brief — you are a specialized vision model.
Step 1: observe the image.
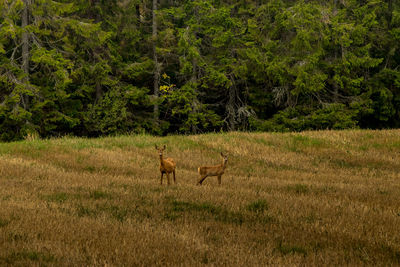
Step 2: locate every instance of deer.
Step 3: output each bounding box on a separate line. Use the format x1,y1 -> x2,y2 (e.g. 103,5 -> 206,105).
197,152 -> 228,185
155,145 -> 176,185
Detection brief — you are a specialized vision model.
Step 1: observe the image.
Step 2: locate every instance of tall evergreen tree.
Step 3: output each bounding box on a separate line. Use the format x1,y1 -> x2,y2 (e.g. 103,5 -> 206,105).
1,0 -> 400,141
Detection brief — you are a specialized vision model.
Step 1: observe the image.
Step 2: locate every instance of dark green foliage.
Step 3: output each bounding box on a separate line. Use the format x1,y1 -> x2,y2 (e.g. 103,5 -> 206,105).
251,104 -> 359,132
82,86 -> 153,136
1,0 -> 400,141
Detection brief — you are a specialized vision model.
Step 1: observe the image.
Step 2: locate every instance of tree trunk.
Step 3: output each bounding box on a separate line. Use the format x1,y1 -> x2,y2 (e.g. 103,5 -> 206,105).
227,83 -> 237,131
136,4 -> 141,26
152,0 -> 160,122
21,0 -> 30,109
388,0 -> 393,28
190,59 -> 199,134
95,82 -> 103,103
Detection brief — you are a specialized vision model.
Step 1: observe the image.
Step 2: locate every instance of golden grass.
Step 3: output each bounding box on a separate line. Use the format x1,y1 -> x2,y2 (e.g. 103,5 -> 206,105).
0,130 -> 400,266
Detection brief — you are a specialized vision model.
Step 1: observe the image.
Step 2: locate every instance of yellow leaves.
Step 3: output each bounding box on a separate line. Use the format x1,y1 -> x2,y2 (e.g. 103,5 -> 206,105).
159,84 -> 175,96
160,73 -> 175,96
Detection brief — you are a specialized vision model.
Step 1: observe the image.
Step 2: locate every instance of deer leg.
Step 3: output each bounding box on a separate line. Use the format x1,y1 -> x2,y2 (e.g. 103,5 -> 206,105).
167,173 -> 170,185
160,172 -> 164,185
217,175 -> 222,185
197,175 -> 208,185
173,170 -> 176,183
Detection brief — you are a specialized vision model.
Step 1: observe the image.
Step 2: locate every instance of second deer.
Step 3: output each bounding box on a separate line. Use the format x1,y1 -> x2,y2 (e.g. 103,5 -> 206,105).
155,145 -> 176,185
197,152 -> 228,185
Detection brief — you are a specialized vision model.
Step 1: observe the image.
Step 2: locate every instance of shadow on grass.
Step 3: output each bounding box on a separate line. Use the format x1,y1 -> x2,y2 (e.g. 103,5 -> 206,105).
0,251 -> 56,265
164,199 -> 275,226
286,184 -> 310,194
275,240 -> 308,256
167,200 -> 244,225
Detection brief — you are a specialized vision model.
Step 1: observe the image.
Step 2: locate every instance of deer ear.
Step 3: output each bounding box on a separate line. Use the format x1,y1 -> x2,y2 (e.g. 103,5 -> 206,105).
163,145 -> 166,150
220,152 -> 224,157
155,145 -> 158,150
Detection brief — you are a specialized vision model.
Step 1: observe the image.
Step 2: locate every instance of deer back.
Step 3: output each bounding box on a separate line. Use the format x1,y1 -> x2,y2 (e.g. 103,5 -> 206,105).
160,157 -> 176,173
198,164 -> 224,176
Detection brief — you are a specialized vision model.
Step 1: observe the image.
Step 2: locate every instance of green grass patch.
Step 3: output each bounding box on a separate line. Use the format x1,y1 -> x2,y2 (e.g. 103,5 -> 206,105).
7,232 -> 28,242
371,143 -> 384,149
97,135 -> 158,150
167,200 -> 244,225
59,137 -> 104,150
235,134 -> 275,146
171,200 -> 219,214
286,184 -> 310,194
171,137 -> 206,150
0,217 -> 9,227
42,192 -> 70,203
165,199 -> 275,225
89,190 -> 112,200
317,185 -> 337,194
0,140 -> 50,158
0,251 -> 56,264
256,159 -> 300,172
253,137 -> 275,146
362,133 -> 374,139
390,141 -> 400,149
246,200 -> 269,213
2,195 -> 11,201
331,158 -> 360,169
75,201 -> 150,222
83,166 -> 96,173
76,204 -> 97,218
285,134 -> 326,152
276,241 -> 308,256
0,142 -> 16,155
106,205 -> 129,222
42,189 -> 113,204
379,244 -> 400,263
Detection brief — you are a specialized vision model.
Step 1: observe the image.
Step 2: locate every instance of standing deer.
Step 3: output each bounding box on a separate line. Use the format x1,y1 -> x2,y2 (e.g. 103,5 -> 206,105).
197,152 -> 228,185
155,145 -> 176,185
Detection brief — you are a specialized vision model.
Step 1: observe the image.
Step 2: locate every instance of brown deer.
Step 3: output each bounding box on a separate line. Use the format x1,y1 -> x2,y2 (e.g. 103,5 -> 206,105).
155,145 -> 176,185
197,152 -> 228,185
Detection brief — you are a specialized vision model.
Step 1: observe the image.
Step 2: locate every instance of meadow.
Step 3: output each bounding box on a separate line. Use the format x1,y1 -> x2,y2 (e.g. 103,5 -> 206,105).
0,130 -> 399,266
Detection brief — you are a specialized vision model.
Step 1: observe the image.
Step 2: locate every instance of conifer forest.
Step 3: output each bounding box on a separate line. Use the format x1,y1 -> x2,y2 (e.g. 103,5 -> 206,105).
1,0 -> 400,141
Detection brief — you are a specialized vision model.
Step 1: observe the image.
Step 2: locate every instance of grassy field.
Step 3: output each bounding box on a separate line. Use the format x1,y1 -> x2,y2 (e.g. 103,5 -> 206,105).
0,130 -> 400,266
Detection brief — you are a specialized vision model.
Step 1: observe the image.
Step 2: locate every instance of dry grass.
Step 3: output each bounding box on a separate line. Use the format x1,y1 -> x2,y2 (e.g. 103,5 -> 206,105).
0,130 -> 400,266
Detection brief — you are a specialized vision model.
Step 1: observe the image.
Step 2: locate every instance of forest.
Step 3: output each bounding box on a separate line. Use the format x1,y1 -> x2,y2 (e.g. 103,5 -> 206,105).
0,0 -> 400,141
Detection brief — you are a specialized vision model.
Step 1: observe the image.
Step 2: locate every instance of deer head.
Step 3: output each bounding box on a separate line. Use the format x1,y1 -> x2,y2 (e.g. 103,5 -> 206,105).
220,152 -> 228,165
155,145 -> 166,156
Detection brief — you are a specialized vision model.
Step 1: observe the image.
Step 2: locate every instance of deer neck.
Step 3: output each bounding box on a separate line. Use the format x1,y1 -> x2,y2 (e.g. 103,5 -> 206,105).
221,159 -> 227,170
160,155 -> 166,166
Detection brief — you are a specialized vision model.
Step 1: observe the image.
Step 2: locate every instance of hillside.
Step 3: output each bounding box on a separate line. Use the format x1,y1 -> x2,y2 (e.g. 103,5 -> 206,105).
0,130 -> 400,265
